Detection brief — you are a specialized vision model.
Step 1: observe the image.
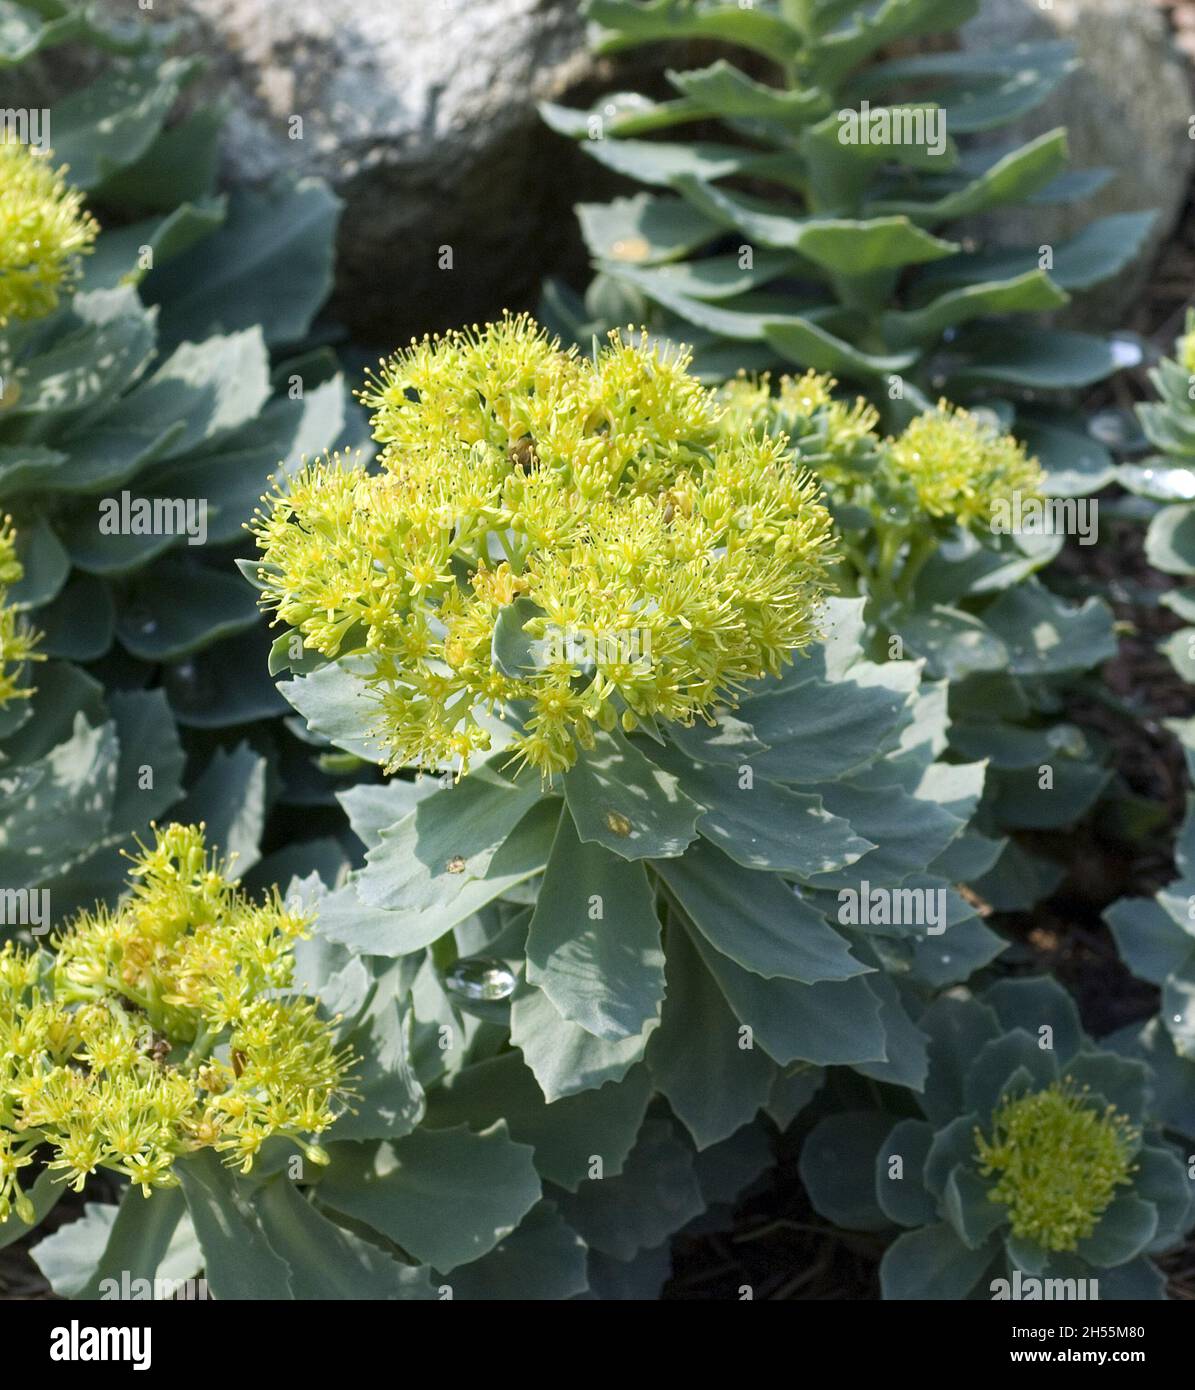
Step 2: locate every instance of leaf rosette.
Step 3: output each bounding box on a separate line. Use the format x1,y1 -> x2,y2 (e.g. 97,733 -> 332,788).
801,977 -> 1194,1300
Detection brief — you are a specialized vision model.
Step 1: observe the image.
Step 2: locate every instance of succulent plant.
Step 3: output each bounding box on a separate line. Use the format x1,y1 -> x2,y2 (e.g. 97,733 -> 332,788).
1121,313 -> 1195,684
0,825 -> 350,1229
0,1 -> 354,913
718,368 -> 1119,911
255,317 -> 836,777
220,314 -> 1029,1298
540,0 -> 1151,441
801,977 -> 1195,1299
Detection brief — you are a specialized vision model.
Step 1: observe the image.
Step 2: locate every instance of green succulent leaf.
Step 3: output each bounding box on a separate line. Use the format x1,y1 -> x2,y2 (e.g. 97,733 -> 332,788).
563,730 -> 701,861
683,916 -> 884,1066
584,0 -> 801,61
876,1117 -> 937,1227
176,1151 -> 293,1300
646,920 -> 776,1150
254,1179 -> 434,1300
656,839 -> 868,983
30,1187 -> 196,1298
427,1054 -> 652,1191
316,1124 -> 541,1273
576,193 -> 722,265
526,813 -> 666,1041
115,565 -> 261,661
146,181 -> 341,351
963,1030 -> 1060,1117
943,1164 -> 1006,1250
880,1223 -> 995,1299
800,1112 -> 893,1231
553,1116 -> 705,1261
511,975 -> 659,1102
1074,1195 -> 1159,1269
51,54 -> 201,189
445,1201 -> 589,1301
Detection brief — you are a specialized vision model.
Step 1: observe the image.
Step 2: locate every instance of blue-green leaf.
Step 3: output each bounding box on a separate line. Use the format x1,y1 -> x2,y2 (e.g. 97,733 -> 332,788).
563,730 -> 700,861
526,812 -> 665,1041
316,1123 -> 540,1272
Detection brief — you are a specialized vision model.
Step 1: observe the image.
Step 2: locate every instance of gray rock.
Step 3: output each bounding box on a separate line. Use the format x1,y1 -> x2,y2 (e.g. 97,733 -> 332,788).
108,0 -> 607,341
959,0 -> 1194,328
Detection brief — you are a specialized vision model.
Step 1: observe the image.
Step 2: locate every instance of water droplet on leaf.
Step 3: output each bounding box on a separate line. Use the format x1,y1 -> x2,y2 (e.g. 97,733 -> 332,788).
442,957 -> 516,1003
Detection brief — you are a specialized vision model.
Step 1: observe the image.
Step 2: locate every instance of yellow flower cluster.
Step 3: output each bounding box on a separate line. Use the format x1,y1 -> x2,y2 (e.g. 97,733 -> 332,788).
719,370 -> 880,489
888,401 -> 1044,529
0,140 -> 97,326
974,1081 -> 1138,1253
0,519 -> 39,707
0,825 -> 351,1215
721,374 -> 1044,532
253,316 -> 835,777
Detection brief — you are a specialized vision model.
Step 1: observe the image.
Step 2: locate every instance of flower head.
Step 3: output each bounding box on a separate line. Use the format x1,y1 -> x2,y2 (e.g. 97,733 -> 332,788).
719,370 -> 881,489
974,1080 -> 1138,1252
253,315 -> 835,777
886,400 -> 1044,530
0,141 -> 97,326
0,825 -> 351,1213
721,377 -> 1044,536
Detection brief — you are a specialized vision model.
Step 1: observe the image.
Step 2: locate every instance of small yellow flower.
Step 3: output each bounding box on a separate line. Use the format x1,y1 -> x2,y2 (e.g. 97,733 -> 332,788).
886,400 -> 1044,530
0,141 -> 97,326
719,369 -> 880,489
974,1080 -> 1139,1252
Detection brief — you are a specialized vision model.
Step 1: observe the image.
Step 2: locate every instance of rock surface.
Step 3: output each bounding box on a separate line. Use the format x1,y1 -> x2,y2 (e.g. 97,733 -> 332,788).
82,0 -> 1194,340
960,0 -> 1195,328
107,0 -> 607,342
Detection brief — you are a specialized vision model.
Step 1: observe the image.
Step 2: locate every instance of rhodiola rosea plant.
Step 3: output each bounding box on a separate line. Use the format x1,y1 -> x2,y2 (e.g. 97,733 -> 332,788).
719,371 -> 1121,910
4,824 -> 430,1299
1119,313 -> 1195,685
800,977 -> 1194,1300
227,313 -> 1021,1297
540,0 -> 1150,432
540,0 -> 1138,908
0,2 -> 355,912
